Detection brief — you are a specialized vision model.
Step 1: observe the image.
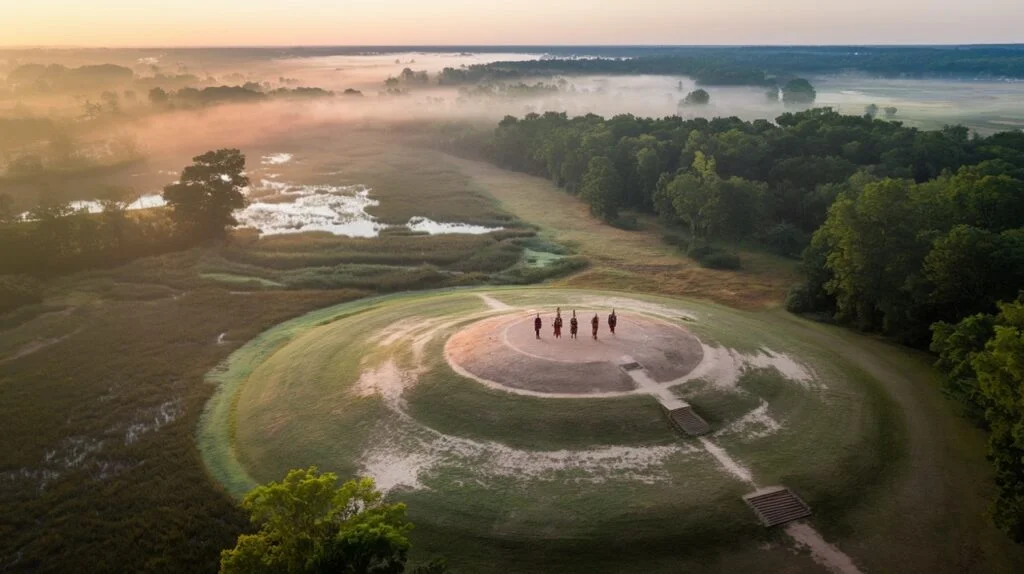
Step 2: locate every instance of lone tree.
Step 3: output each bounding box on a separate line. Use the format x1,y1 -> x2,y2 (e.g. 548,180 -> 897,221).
782,78 -> 816,105
163,148 -> 248,239
220,467 -> 416,574
681,88 -> 710,106
865,103 -> 879,118
884,106 -> 898,118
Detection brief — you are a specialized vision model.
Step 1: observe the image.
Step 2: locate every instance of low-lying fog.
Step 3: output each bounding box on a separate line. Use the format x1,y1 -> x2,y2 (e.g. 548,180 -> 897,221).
3,50 -> 1023,238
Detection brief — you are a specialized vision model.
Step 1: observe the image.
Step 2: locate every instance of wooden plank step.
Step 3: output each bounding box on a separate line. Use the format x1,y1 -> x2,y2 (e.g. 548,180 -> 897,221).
743,487 -> 812,527
665,406 -> 711,436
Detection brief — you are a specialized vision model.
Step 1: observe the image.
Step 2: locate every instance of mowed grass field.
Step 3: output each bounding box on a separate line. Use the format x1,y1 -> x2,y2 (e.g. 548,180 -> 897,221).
193,286 -> 1024,572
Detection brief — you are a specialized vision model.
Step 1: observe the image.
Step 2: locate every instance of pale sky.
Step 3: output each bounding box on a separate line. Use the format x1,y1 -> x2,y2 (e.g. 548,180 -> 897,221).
1,0 -> 1022,47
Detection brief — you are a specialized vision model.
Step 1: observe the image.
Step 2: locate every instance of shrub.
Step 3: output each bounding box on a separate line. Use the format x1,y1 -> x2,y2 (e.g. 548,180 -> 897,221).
494,256 -> 588,284
698,251 -> 741,270
661,232 -> 689,250
785,284 -> 813,313
513,236 -> 573,255
687,244 -> 715,260
610,214 -> 641,230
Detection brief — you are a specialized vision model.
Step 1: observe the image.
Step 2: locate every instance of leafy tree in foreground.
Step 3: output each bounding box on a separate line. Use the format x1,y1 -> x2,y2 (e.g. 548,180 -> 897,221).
220,467 -> 414,574
972,300 -> 1024,541
163,148 -> 249,240
932,297 -> 1024,541
931,312 -> 997,423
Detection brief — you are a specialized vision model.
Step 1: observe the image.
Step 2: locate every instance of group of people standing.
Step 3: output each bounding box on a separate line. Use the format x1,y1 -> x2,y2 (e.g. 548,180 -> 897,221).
534,308 -> 617,340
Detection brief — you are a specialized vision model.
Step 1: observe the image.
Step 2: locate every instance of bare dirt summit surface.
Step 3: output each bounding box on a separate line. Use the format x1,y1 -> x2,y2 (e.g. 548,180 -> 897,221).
445,312 -> 703,394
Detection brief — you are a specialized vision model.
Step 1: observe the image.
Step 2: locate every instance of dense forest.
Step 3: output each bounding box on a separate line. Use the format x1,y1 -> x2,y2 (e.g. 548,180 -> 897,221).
442,108 -> 1024,537
437,45 -> 1024,87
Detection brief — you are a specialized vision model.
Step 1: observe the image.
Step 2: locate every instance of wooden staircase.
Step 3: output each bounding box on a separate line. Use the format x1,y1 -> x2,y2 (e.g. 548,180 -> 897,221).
743,487 -> 812,526
665,405 -> 711,436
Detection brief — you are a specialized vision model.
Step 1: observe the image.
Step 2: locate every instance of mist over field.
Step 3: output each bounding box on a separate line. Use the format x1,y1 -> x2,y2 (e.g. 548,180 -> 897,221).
2,40 -> 1024,574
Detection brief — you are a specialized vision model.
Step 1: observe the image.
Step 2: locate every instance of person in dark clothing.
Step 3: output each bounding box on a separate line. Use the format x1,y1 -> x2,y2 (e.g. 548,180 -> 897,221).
591,314 -> 600,340
554,309 -> 563,339
608,309 -> 617,335
569,310 -> 578,339
534,313 -> 542,339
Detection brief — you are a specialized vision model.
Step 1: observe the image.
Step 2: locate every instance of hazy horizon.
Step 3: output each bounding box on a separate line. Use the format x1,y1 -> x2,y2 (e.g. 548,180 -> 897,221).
4,1 -> 1023,48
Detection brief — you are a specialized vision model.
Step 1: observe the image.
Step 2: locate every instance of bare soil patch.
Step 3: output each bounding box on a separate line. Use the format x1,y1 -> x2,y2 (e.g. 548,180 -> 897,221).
446,313 -> 703,394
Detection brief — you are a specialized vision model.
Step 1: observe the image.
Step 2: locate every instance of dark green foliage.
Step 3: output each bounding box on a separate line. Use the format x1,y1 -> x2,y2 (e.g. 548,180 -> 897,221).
782,78 -> 817,105
476,107 -> 1002,253
682,88 -> 710,106
661,231 -> 689,251
931,313 -> 996,423
436,45 -> 1024,86
219,468 -> 414,574
163,149 -> 249,239
784,284 -> 816,314
758,223 -> 810,258
931,299 -> 1024,541
799,160 -> 1024,344
579,156 -> 623,221
696,250 -> 741,270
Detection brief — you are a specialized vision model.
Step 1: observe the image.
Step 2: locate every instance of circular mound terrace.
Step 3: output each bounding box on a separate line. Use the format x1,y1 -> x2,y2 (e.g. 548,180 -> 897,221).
199,288 -> 896,573
446,313 -> 704,394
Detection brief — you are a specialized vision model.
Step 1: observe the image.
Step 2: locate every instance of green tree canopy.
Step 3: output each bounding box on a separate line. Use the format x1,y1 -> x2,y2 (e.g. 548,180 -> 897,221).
579,156 -> 623,222
681,88 -> 710,106
970,300 -> 1024,541
655,152 -> 766,246
782,78 -> 817,105
163,148 -> 249,240
220,467 -> 413,574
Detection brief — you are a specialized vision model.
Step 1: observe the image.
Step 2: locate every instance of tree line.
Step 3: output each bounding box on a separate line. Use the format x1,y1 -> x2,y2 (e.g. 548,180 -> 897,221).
435,46 -> 1024,87
147,85 -> 335,108
449,108 -> 1024,537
